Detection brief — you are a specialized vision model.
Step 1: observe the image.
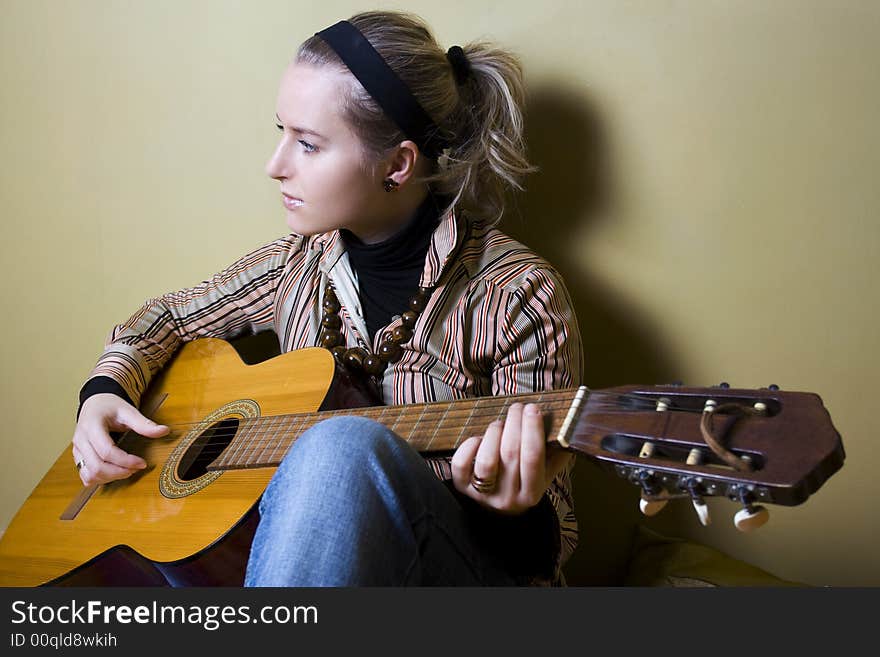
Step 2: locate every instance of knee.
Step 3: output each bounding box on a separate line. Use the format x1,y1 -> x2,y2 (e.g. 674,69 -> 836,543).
285,415 -> 408,468
261,416 -> 392,512
263,416 -> 416,508
259,415 -> 431,522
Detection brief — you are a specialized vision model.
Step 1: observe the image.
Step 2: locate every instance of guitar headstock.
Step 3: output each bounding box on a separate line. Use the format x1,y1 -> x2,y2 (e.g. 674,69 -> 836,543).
566,383 -> 845,530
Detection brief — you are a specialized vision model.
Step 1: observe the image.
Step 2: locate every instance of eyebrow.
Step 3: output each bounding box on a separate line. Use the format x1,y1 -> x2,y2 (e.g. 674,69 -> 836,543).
275,114 -> 326,140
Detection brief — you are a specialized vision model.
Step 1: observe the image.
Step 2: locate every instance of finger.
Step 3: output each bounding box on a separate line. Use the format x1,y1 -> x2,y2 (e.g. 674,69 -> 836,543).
71,428 -> 90,477
473,419 -> 503,490
80,458 -> 140,487
451,436 -> 482,494
97,442 -> 148,471
74,433 -> 102,481
519,403 -> 546,501
499,403 -> 524,490
112,405 -> 170,438
73,436 -> 129,486
87,427 -> 147,471
71,445 -> 87,478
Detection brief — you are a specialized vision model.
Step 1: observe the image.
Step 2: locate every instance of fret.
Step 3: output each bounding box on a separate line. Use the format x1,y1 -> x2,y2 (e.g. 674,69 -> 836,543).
264,414 -> 288,466
494,396 -> 508,422
364,406 -> 384,423
376,405 -> 389,430
239,417 -> 262,467
424,399 -> 452,452
224,416 -> 255,469
407,403 -> 431,448
454,397 -> 477,449
266,414 -> 298,466
243,417 -> 263,467
390,405 -> 404,434
281,415 -> 310,461
253,414 -> 281,467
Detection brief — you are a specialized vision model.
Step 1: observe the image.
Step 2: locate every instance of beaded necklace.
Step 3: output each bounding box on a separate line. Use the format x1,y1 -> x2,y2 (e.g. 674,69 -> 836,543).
317,282 -> 432,378
319,189 -> 442,379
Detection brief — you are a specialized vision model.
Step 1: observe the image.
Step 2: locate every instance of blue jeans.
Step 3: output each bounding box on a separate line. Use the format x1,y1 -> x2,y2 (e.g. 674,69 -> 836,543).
244,416 -> 519,586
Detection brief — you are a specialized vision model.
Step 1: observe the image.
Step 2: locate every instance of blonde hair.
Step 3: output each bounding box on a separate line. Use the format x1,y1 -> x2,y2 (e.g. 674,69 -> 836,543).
296,10 -> 538,227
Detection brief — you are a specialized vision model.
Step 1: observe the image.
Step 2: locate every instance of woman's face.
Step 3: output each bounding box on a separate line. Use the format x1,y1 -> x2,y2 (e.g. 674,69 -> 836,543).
266,61 -> 392,241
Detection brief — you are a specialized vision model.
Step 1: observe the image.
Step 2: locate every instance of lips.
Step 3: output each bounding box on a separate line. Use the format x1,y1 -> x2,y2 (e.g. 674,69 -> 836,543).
281,193 -> 304,209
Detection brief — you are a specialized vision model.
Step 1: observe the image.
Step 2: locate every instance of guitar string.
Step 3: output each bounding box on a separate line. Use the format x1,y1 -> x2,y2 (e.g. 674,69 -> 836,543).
146,397 -> 579,462
190,411 -> 729,472
132,390 -> 716,463
194,418 -> 663,469
157,398 -> 580,462
138,411 -> 745,475
131,389 -> 692,433
135,392 -> 707,452
132,390 -> 666,442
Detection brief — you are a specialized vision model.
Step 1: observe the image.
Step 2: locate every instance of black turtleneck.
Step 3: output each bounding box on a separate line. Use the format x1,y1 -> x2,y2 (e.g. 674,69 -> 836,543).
340,192 -> 443,342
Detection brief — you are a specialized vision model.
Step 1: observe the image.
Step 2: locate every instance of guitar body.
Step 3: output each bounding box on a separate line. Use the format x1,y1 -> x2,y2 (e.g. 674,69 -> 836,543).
0,338 -> 354,587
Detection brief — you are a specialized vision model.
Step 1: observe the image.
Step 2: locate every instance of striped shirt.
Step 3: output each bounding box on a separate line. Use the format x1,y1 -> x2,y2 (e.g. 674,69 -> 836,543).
87,205 -> 585,583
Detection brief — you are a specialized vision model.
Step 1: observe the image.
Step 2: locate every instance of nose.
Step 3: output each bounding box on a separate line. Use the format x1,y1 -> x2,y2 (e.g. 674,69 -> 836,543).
265,137 -> 291,180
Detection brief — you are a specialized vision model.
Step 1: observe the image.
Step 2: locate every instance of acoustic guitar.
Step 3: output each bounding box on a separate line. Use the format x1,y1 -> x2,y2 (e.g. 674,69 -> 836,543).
0,338 -> 844,587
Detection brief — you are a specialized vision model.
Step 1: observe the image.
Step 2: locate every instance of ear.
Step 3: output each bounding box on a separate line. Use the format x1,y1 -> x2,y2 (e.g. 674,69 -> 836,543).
382,140 -> 422,187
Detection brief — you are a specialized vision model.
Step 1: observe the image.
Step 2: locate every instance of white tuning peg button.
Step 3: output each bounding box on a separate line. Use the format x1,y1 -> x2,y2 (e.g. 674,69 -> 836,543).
692,498 -> 711,526
639,495 -> 668,516
734,505 -> 770,532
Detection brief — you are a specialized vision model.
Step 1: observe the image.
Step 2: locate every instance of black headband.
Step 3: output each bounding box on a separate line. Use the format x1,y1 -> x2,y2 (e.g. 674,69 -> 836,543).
316,20 -> 454,160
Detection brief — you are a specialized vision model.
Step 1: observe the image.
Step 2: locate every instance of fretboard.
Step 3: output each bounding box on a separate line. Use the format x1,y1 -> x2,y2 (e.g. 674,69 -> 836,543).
208,387 -> 587,471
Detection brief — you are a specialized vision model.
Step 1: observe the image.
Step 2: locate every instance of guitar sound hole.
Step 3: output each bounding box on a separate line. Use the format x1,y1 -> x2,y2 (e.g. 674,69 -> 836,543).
177,418 -> 240,481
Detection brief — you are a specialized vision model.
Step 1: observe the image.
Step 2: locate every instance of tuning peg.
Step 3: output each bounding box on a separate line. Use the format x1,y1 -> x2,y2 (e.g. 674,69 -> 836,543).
713,382 -> 730,389
684,449 -> 710,525
768,384 -> 779,391
635,468 -> 668,516
731,488 -> 770,532
692,497 -> 711,526
734,504 -> 770,532
640,495 -> 668,516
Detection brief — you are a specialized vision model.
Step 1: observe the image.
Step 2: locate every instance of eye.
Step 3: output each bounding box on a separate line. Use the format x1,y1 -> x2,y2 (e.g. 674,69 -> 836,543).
299,140 -> 318,153
275,123 -> 284,132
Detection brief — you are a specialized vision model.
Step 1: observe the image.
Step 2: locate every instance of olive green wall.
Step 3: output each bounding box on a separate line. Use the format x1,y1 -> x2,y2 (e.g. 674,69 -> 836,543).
2,0 -> 876,586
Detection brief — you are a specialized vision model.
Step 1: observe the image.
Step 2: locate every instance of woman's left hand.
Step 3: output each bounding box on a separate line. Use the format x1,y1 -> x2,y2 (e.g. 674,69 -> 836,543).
450,402 -> 574,515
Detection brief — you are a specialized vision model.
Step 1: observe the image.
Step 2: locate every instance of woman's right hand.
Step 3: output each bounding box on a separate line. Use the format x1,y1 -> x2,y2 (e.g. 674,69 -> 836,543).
72,393 -> 169,486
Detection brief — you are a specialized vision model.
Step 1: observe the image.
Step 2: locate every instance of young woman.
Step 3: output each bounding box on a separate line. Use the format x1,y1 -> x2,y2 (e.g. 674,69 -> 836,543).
71,10 -> 584,586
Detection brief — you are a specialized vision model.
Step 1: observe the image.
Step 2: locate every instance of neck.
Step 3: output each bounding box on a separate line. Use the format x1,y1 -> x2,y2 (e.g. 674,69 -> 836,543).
350,186 -> 431,244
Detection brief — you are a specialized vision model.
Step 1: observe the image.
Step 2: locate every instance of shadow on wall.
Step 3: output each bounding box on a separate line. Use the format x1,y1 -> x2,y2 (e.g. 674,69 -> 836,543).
501,84 -> 682,585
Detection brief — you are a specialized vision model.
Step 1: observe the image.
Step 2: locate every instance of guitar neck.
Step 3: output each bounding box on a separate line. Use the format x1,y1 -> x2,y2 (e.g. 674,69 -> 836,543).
201,376 -> 844,510
208,387 -> 586,471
